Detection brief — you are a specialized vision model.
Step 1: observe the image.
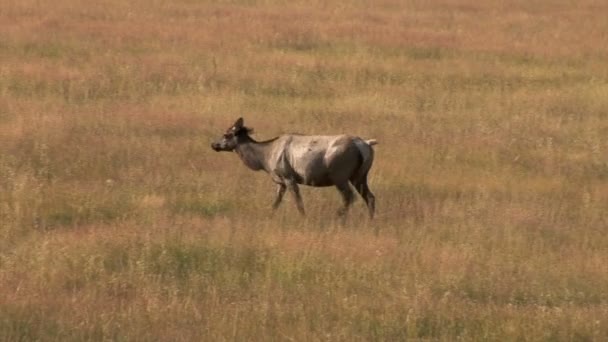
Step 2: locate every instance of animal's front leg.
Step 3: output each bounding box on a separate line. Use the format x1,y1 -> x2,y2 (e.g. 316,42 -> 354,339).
286,181 -> 305,215
272,184 -> 286,210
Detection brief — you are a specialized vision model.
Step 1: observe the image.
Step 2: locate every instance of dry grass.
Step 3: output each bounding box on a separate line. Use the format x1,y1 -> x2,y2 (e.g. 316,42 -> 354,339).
1,0 -> 608,340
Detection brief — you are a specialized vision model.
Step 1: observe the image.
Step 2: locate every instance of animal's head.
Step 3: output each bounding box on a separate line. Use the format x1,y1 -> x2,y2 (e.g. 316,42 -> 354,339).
211,117 -> 253,152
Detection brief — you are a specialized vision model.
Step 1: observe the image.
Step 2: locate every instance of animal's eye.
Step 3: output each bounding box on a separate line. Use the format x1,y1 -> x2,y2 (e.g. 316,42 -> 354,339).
224,133 -> 234,139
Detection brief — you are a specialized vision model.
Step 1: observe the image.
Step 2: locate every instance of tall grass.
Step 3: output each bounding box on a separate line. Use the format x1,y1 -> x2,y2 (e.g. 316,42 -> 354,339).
1,0 -> 607,340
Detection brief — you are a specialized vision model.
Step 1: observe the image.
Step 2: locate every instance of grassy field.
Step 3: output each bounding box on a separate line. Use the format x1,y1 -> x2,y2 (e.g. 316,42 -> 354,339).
1,0 -> 608,340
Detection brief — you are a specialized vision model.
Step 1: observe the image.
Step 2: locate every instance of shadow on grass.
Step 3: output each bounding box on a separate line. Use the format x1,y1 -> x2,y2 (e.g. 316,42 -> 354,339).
169,196 -> 233,218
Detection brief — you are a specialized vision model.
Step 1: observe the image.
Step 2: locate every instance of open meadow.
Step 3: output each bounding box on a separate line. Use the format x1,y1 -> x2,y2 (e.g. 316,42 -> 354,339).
1,0 -> 608,340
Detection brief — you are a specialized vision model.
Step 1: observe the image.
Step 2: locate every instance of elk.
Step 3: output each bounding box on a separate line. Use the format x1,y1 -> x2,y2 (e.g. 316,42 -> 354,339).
211,118 -> 378,218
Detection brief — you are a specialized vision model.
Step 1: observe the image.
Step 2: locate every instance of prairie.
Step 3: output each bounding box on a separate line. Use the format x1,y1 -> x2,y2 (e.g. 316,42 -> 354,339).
1,0 -> 607,340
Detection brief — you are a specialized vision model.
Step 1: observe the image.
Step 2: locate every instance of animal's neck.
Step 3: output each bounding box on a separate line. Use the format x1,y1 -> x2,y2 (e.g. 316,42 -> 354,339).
235,137 -> 272,172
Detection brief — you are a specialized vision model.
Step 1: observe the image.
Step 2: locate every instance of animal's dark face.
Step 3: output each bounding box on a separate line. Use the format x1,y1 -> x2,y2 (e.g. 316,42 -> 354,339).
211,117 -> 252,152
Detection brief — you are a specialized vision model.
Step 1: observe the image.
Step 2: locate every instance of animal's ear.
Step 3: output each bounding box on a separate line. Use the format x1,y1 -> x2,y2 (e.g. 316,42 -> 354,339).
233,117 -> 244,130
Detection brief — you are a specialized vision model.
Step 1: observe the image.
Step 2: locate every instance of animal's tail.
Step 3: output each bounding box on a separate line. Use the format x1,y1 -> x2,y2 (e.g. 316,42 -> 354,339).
365,139 -> 378,146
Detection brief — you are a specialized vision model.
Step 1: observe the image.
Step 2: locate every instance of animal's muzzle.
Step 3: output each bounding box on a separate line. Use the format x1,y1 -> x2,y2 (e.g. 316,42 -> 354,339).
211,143 -> 221,151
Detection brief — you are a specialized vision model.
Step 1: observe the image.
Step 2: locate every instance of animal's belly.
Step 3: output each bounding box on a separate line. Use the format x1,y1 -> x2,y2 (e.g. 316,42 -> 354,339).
299,176 -> 334,187
290,153 -> 333,187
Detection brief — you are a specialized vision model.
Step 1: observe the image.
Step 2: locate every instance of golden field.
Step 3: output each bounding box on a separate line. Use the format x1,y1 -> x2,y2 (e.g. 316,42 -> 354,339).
1,0 -> 608,340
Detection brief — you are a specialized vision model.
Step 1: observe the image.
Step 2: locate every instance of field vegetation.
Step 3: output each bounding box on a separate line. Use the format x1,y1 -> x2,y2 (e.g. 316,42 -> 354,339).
1,0 -> 608,340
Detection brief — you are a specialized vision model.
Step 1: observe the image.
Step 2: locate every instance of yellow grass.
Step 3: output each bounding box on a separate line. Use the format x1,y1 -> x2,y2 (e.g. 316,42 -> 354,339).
1,0 -> 607,340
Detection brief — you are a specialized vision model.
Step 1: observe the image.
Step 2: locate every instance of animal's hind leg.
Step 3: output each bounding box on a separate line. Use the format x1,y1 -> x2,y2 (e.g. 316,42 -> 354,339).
352,177 -> 376,219
335,182 -> 355,217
